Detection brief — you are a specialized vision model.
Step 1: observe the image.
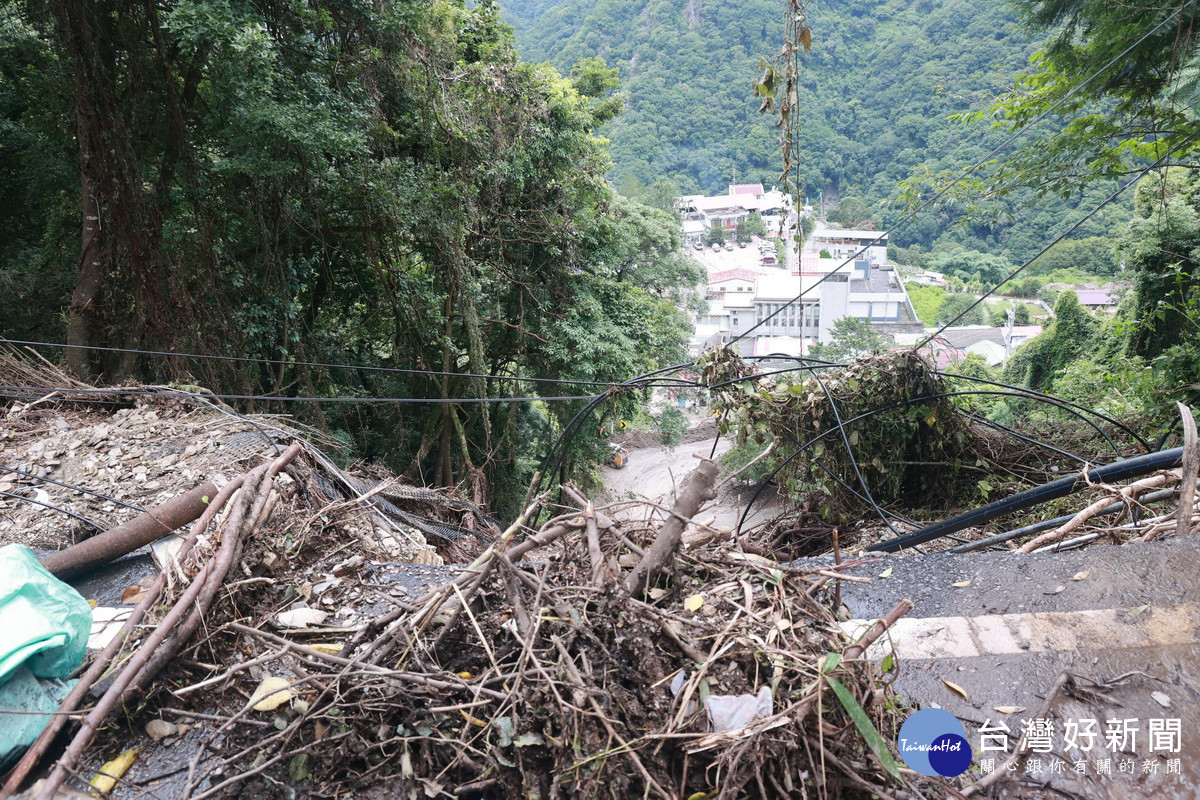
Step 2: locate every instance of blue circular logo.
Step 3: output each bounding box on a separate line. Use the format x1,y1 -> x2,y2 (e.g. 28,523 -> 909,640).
897,709 -> 973,776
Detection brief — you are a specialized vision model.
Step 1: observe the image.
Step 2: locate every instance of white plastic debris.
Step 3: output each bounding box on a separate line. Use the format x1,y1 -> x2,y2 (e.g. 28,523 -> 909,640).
704,685 -> 773,732
275,608 -> 329,628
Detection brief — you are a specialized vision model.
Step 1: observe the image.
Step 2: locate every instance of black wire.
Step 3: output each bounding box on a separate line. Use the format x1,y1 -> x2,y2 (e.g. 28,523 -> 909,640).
734,436 -> 917,534
772,427 -> 920,527
701,360 -> 1138,455
0,466 -> 146,513
708,361 -> 848,390
809,369 -> 900,535
963,412 -> 1087,465
0,391 -> 127,406
0,385 -> 603,405
806,389 -> 1126,459
0,489 -> 104,530
1,337 -> 618,387
917,133 -> 1200,349
936,371 -> 1149,451
1153,390 -> 1200,450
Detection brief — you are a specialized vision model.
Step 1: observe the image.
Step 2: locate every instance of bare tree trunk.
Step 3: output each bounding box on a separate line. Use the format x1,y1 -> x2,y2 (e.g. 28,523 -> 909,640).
57,0 -> 107,380
53,0 -> 165,382
65,164 -> 104,379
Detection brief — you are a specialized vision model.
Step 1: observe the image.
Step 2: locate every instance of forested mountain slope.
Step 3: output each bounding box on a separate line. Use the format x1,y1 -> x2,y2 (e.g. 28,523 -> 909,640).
502,0 -> 1129,257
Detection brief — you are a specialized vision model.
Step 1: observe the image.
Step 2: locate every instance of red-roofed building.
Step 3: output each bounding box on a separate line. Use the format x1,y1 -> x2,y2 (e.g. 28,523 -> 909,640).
898,339 -> 966,370
707,267 -> 764,297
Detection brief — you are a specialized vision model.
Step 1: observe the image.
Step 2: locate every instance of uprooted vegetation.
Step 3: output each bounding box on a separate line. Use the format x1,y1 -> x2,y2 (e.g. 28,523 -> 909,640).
701,346 -> 1153,522
703,347 -> 995,516
0,416 -> 950,800
103,470 -> 937,800
697,345 -> 1199,559
3,344 -> 1196,799
0,349 -> 961,800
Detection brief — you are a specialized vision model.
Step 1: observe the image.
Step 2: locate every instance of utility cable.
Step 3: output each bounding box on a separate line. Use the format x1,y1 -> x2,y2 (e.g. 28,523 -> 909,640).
703,361 -> 1132,457
917,133 -> 1198,349
868,447 -> 1186,551
0,489 -> 104,530
0,466 -> 146,513
728,4 -> 1196,350
808,370 -> 900,535
0,385 -> 603,405
0,337 -> 618,387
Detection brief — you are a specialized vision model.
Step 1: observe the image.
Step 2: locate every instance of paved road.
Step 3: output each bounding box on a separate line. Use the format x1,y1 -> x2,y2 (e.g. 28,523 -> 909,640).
599,436 -> 783,530
812,536 -> 1200,797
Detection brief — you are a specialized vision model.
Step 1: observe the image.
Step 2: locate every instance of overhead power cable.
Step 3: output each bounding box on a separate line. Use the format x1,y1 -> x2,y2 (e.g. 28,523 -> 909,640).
727,3 -> 1195,349
0,337 -> 617,388
0,385 -> 603,405
916,133 -> 1199,349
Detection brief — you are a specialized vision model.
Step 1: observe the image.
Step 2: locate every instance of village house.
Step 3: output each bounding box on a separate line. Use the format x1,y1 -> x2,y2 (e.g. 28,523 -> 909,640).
677,184 -> 793,244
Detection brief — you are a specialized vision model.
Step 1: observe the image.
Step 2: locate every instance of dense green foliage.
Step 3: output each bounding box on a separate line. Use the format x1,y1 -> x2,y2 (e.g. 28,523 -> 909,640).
972,0 -> 1200,430
703,347 -> 976,516
502,0 -> 1133,263
905,284 -> 947,326
807,317 -> 886,362
1006,291 -> 1096,390
0,0 -> 698,514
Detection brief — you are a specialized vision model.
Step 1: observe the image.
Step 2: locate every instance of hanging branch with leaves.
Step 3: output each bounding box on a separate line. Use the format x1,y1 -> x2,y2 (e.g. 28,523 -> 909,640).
753,0 -> 811,196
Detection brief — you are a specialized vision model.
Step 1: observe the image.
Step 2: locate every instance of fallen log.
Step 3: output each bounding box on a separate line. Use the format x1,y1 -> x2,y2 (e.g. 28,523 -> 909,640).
623,456 -> 720,596
39,480 -> 219,579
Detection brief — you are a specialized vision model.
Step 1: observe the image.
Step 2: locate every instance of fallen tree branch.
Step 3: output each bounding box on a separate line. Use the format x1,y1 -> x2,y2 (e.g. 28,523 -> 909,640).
39,479 -> 219,579
623,458 -> 720,596
0,474 -> 248,799
1175,402 -> 1198,539
33,444 -> 300,800
1017,471 -> 1179,553
844,599 -> 915,661
961,671 -> 1074,797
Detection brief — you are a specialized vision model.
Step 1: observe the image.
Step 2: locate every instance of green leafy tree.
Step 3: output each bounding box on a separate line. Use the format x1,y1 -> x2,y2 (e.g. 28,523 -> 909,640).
808,317 -> 888,362
926,246 -> 1015,286
0,0 -> 699,513
936,294 -> 986,326
906,284 -> 947,326
826,196 -> 875,228
742,213 -> 766,238
1032,237 -> 1118,276
987,302 -> 1031,326
1007,291 -> 1098,390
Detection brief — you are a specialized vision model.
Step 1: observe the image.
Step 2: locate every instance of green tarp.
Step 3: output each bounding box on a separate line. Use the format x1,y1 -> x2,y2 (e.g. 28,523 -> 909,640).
0,544 -> 91,769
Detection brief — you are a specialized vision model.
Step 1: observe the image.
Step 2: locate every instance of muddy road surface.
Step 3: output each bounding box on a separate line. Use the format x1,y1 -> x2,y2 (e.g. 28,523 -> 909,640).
599,436 -> 783,530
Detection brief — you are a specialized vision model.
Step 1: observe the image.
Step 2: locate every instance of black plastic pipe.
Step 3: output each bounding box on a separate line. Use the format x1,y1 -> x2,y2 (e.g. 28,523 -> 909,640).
948,481 -> 1196,553
869,447 -> 1185,552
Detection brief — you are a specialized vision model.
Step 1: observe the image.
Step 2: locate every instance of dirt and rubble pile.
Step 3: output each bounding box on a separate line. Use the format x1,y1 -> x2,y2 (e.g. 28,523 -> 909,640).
21,469 -> 954,800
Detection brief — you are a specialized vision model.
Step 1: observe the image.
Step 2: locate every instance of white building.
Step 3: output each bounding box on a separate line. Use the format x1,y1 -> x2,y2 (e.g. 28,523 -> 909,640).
706,267 -> 763,297
892,324 -> 1045,367
678,184 -> 794,238
803,228 -> 889,269
713,262 -> 921,357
